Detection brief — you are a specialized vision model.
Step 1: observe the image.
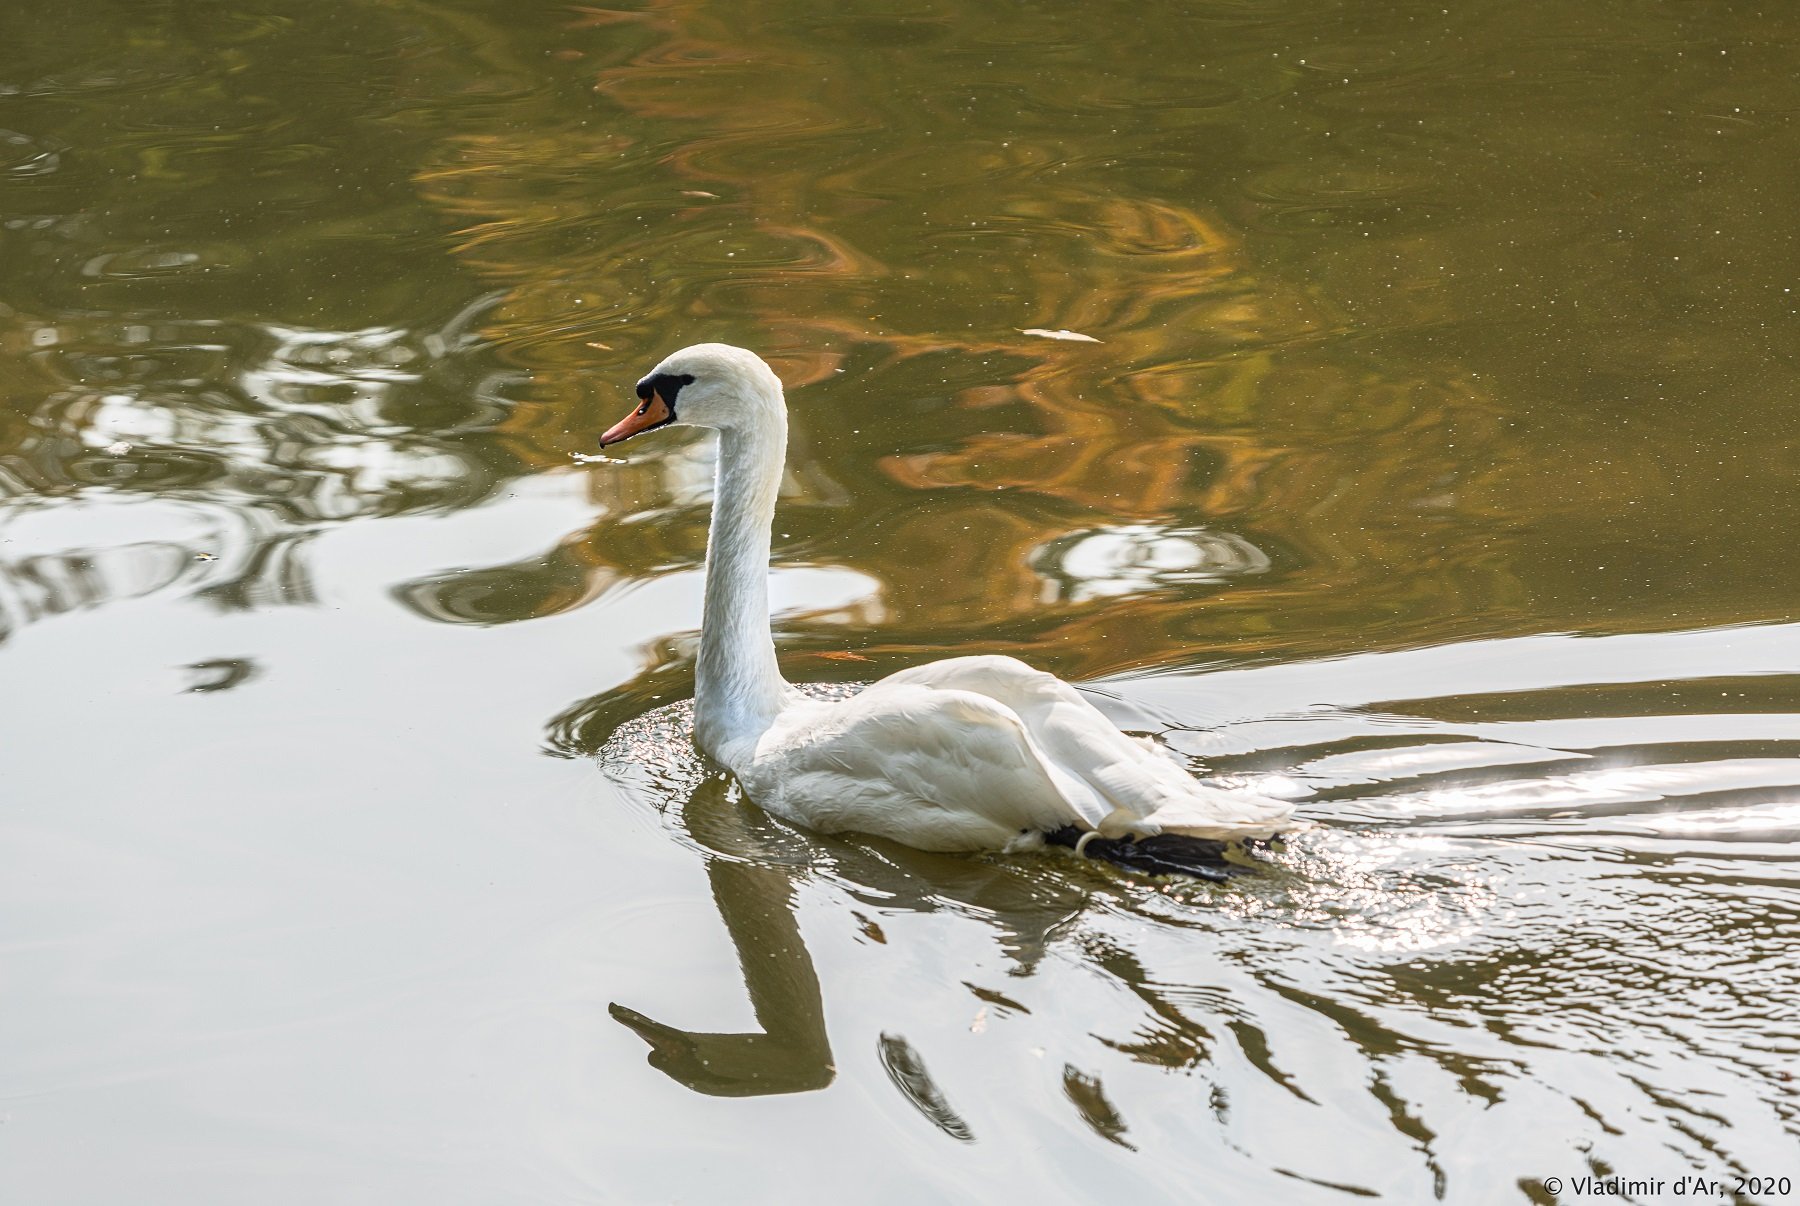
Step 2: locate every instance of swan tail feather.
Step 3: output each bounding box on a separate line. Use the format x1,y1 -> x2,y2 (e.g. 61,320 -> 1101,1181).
1142,788 -> 1295,841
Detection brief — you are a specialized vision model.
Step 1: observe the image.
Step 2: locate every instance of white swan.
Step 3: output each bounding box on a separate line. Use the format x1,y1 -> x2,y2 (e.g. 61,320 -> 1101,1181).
600,344 -> 1295,856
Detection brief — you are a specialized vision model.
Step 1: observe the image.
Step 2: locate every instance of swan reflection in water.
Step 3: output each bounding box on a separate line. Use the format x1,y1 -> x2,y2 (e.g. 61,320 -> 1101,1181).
604,776 -> 834,1098
602,754 -> 1094,1122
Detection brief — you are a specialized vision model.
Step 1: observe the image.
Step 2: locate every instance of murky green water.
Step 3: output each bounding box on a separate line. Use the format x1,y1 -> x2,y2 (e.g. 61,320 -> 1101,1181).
3,1 -> 1798,1200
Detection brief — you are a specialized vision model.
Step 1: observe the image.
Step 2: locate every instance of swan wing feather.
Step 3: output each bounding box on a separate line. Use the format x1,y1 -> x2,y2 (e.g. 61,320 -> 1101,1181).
883,655 -> 1294,840
742,682 -> 1090,852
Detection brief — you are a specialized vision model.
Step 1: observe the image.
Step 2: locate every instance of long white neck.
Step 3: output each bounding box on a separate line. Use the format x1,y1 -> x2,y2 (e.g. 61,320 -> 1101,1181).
692,407 -> 790,762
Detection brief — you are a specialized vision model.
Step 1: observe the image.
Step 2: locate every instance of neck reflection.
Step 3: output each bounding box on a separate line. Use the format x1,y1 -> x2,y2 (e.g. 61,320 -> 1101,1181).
609,777 -> 833,1097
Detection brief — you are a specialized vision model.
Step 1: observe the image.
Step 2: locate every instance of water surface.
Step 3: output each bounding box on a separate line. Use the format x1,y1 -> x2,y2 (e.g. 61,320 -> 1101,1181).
2,1 -> 1797,1201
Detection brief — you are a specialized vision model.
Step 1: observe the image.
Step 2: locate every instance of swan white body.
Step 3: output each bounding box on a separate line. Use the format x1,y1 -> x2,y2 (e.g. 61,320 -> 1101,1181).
602,344 -> 1295,853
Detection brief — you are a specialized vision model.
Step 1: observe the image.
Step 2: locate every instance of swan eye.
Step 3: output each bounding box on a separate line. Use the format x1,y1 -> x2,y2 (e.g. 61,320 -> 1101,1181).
635,372 -> 696,414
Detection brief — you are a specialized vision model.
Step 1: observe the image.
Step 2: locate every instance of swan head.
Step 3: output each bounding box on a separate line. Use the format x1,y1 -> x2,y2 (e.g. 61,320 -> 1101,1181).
600,343 -> 783,447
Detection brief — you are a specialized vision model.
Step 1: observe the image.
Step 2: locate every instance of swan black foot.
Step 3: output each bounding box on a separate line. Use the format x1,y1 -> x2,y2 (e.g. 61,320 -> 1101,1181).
1043,825 -> 1248,882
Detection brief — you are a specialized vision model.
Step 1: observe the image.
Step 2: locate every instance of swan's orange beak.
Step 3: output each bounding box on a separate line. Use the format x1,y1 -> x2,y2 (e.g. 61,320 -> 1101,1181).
600,392 -> 673,447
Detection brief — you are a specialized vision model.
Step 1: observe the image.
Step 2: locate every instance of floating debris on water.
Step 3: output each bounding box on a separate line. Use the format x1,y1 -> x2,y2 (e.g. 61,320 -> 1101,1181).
1021,328 -> 1101,342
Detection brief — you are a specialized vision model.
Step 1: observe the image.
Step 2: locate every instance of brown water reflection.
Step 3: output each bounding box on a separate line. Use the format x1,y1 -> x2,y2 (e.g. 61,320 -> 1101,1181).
411,0 -> 1800,681
3,0 -> 1799,1199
